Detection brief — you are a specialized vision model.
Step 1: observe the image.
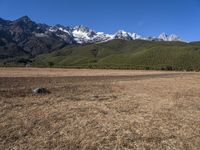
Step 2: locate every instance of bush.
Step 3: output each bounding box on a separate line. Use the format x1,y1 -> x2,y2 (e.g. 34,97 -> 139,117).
48,62 -> 54,67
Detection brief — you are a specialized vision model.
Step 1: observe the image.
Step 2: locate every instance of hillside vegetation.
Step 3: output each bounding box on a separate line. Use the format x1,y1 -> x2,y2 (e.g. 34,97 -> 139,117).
33,40 -> 200,71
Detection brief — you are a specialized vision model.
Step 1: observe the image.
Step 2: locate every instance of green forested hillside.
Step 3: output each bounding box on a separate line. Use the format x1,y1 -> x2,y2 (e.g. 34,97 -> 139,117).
33,40 -> 200,71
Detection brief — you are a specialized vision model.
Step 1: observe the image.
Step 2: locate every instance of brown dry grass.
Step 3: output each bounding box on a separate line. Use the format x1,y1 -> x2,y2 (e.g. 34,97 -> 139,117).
0,67 -> 183,77
0,68 -> 200,150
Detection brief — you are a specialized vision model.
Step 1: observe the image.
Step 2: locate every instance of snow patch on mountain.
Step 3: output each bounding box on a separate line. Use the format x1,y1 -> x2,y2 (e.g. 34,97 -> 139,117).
48,24 -> 183,44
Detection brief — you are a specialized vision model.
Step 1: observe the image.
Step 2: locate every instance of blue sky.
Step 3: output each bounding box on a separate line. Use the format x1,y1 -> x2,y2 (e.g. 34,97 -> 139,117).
0,0 -> 200,41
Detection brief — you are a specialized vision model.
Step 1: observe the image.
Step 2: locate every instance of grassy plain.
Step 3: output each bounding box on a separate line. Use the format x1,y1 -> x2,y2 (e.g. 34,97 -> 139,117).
0,68 -> 200,149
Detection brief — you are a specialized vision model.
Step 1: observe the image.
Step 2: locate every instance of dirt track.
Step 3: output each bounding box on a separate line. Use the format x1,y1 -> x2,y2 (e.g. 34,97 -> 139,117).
0,68 -> 200,149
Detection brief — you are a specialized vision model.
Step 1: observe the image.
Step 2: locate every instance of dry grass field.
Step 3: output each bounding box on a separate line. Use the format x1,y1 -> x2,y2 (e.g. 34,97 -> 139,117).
0,68 -> 200,150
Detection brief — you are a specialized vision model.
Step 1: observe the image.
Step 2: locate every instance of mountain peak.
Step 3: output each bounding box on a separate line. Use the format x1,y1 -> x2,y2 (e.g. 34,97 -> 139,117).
17,16 -> 32,22
116,30 -> 128,34
0,17 -> 4,21
168,34 -> 180,41
158,33 -> 181,41
73,25 -> 91,32
114,30 -> 133,40
159,33 -> 168,40
0,17 -> 6,23
113,30 -> 142,40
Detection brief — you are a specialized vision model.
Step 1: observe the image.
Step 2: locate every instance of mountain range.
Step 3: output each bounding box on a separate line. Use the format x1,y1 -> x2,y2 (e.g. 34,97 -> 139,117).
2,16 -> 200,71
0,16 -> 182,57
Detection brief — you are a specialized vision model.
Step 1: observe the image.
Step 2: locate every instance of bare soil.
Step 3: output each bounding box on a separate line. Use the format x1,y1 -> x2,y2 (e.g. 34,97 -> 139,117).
0,68 -> 200,150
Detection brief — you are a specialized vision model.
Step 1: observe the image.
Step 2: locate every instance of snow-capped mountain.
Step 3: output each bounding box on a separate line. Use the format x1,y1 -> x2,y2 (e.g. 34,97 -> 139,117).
131,33 -> 141,40
113,30 -> 142,40
0,16 -> 185,61
48,25 -> 182,44
72,25 -> 111,44
0,16 -> 184,57
113,30 -> 133,40
72,25 -> 95,43
158,33 -> 182,42
49,25 -> 112,44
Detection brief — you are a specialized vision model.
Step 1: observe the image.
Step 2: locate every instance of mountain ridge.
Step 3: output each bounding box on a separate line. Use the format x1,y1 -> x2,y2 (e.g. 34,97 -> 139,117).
0,16 -> 184,59
1,16 -> 183,45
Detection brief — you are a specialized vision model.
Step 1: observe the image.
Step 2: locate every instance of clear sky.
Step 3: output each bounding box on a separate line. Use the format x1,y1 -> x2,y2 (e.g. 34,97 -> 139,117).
0,0 -> 200,41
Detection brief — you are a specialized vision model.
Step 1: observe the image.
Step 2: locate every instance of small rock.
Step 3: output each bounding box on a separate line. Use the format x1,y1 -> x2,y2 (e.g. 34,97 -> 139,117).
33,88 -> 50,94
